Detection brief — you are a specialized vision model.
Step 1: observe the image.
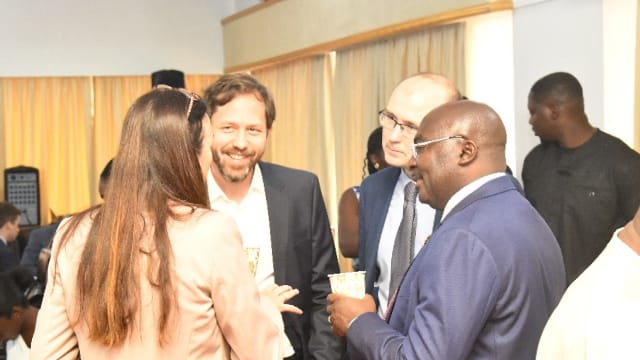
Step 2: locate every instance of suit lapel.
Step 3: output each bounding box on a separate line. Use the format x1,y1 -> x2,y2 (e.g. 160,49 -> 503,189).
372,167 -> 400,245
260,163 -> 289,285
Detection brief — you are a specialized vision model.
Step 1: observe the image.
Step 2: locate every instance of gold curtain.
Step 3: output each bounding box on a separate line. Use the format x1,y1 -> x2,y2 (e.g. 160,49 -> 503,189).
332,22 -> 466,233
252,55 -> 343,266
91,75 -> 149,204
185,74 -> 221,95
0,74 -> 221,223
0,77 -> 92,221
635,3 -> 640,151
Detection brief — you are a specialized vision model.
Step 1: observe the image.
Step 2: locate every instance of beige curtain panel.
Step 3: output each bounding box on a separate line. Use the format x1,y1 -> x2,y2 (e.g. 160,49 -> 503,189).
0,74 -> 221,222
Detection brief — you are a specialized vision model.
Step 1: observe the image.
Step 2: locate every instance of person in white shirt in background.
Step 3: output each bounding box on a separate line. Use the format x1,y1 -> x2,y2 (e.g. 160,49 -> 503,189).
537,205 -> 640,359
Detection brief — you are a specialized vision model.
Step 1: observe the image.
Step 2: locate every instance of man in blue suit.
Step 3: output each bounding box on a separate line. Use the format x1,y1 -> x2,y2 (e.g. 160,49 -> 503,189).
328,101 -> 565,359
357,73 -> 459,316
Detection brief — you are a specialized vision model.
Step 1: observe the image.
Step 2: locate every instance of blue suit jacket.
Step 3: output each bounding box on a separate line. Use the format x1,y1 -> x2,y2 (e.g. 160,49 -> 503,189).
348,175 -> 566,360
357,167 -> 441,305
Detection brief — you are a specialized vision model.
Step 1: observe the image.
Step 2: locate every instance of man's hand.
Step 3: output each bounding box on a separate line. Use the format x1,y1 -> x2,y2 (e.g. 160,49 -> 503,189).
326,293 -> 376,337
261,284 -> 303,315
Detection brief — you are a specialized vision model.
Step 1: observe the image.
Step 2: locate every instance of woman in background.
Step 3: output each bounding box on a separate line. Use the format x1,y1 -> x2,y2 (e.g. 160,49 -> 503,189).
338,127 -> 388,267
30,88 -> 283,359
0,267 -> 41,360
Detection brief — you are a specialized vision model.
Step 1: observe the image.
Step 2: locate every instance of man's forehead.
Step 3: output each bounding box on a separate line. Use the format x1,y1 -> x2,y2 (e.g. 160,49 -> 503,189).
389,85 -> 456,124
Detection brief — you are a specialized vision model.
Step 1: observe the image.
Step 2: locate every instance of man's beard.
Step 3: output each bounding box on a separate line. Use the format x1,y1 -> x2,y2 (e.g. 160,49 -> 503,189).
212,151 -> 256,183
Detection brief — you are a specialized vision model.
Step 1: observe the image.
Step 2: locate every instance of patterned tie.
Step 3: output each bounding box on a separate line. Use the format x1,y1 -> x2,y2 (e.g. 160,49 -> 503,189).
388,181 -> 418,302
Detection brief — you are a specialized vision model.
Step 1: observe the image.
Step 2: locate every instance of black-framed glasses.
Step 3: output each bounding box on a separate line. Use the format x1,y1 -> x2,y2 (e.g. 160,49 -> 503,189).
412,135 -> 467,159
156,84 -> 201,119
378,110 -> 419,139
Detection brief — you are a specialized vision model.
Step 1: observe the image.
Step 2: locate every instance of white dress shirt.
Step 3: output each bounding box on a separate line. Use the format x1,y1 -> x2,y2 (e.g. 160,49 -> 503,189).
376,170 -> 436,317
537,229 -> 640,359
207,167 -> 275,291
441,172 -> 506,223
207,167 -> 294,357
6,334 -> 29,360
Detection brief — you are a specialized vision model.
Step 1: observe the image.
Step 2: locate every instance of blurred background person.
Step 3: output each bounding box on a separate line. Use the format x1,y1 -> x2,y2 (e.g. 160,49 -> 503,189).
522,72 -> 640,286
0,266 -> 41,360
338,126 -> 388,269
0,202 -> 22,272
97,158 -> 114,200
20,158 -> 114,286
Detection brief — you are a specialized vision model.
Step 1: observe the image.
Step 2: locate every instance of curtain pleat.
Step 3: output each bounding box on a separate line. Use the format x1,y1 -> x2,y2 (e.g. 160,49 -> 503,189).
0,74 -> 222,222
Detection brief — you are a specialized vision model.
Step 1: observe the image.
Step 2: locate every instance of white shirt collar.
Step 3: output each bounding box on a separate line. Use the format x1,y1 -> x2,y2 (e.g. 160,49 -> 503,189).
441,172 -> 505,223
207,165 -> 265,204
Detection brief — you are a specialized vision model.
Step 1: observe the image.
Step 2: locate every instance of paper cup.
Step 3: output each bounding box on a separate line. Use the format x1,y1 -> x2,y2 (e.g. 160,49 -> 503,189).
328,271 -> 366,298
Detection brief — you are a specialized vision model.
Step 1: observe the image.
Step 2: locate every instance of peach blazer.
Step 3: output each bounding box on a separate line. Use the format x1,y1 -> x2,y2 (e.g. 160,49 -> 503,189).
30,208 -> 283,360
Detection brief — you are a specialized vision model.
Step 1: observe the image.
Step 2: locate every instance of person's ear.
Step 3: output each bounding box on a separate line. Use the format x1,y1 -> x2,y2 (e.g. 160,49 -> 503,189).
369,154 -> 380,168
458,139 -> 478,166
10,306 -> 23,321
548,102 -> 561,121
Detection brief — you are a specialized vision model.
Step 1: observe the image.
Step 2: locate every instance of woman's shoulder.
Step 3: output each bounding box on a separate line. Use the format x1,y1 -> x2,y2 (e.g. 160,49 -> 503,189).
174,207 -> 240,246
191,208 -> 236,229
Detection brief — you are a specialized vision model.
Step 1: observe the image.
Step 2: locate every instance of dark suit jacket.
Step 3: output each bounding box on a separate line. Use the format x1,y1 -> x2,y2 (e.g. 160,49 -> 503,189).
347,175 -> 566,360
357,167 -> 441,306
20,222 -> 60,276
260,162 -> 345,360
0,240 -> 19,272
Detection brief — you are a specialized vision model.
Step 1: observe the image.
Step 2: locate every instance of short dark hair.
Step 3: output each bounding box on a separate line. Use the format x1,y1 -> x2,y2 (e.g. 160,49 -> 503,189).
0,202 -> 21,228
366,127 -> 384,175
100,159 -> 114,182
203,73 -> 276,129
530,72 -> 584,105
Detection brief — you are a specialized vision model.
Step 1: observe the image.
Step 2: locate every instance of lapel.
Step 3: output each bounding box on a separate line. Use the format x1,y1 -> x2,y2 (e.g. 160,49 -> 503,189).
260,162 -> 289,285
371,167 -> 401,246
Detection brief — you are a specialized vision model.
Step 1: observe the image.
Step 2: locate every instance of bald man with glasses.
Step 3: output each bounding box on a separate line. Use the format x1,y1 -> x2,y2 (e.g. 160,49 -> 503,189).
355,73 -> 460,317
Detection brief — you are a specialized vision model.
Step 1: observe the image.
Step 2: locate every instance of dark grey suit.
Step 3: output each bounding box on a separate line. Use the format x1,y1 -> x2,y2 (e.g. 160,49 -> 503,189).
260,162 -> 345,360
20,222 -> 60,276
0,240 -> 19,272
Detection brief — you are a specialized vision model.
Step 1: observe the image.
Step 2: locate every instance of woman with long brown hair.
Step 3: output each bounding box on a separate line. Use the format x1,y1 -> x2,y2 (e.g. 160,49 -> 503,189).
30,88 -> 283,359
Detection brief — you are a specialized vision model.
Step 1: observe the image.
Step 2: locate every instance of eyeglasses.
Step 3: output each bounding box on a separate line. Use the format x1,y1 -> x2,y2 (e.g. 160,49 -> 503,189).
378,110 -> 419,139
412,135 -> 467,159
156,84 -> 201,119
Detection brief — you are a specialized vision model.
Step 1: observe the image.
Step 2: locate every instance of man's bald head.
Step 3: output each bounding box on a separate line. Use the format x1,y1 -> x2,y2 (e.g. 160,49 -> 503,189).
382,73 -> 459,168
413,100 -> 507,209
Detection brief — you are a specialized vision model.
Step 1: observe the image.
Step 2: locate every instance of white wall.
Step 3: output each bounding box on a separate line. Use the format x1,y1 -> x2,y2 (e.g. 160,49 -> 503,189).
465,0 -> 636,177
465,11 -> 517,171
0,0 -> 244,76
603,0 -> 637,146
512,0 -> 606,176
